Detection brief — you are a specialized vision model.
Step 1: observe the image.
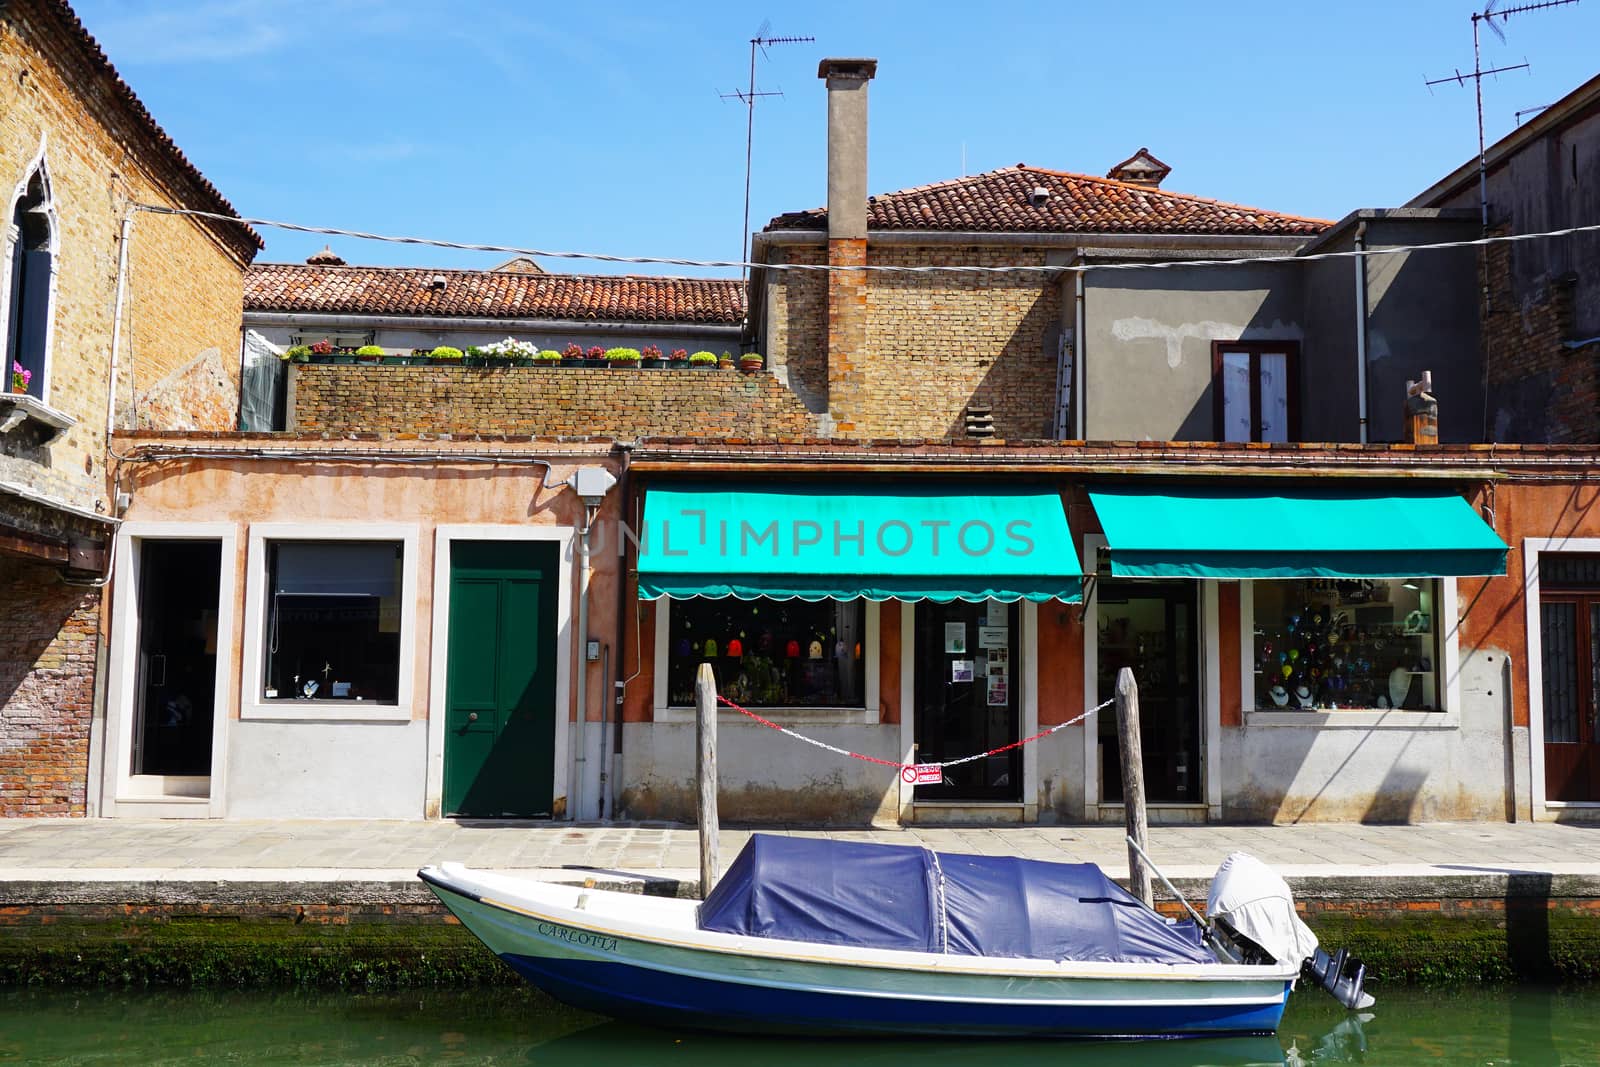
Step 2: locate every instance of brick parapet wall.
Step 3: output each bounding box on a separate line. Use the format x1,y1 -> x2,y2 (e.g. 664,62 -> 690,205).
1481,233 -> 1600,443
0,556 -> 99,818
287,366 -> 816,438
770,243 -> 1061,439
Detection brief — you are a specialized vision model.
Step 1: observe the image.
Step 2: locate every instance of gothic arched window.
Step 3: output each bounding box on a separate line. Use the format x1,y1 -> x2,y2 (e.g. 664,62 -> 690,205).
4,167 -> 55,400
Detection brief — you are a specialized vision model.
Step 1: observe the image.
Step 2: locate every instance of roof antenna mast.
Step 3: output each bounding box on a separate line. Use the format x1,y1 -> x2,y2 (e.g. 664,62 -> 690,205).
1425,0 -> 1579,230
721,22 -> 814,278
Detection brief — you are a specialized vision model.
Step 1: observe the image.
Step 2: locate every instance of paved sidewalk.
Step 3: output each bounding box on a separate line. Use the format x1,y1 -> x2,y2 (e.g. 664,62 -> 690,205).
3,818 -> 1600,886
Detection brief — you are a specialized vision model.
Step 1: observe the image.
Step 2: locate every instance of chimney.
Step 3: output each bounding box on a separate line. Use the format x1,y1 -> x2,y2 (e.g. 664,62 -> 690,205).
819,57 -> 877,435
1403,371 -> 1439,445
1106,147 -> 1172,189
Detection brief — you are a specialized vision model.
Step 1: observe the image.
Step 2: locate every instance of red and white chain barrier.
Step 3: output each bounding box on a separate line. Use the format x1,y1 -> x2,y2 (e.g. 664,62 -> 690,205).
714,694 -> 1112,784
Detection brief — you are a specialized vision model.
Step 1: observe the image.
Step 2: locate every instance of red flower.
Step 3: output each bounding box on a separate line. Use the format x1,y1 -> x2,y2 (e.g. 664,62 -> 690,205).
587,346 -> 605,359
564,343 -> 583,359
310,339 -> 333,355
669,348 -> 688,361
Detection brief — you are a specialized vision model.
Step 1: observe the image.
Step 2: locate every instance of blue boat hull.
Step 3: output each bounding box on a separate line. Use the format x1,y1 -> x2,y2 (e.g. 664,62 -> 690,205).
502,952 -> 1290,1038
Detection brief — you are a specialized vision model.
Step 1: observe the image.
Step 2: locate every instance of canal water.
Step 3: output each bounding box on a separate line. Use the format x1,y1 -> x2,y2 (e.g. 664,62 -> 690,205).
1,985 -> 1597,1065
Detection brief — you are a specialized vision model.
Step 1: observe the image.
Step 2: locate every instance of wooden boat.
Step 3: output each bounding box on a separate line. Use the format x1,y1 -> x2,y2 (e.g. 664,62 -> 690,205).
420,835 -> 1354,1039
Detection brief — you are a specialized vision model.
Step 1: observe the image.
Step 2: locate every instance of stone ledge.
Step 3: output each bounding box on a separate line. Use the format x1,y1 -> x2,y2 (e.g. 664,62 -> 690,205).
0,393 -> 75,444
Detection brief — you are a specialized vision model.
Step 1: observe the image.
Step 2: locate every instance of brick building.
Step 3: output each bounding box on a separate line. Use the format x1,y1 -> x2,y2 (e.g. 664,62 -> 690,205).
1410,72 -> 1600,444
0,0 -> 257,816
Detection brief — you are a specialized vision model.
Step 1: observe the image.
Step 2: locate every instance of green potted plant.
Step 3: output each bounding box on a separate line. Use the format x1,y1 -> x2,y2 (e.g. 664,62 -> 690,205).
718,351 -> 736,371
641,344 -> 663,369
604,346 -> 641,368
355,345 -> 385,363
688,351 -> 717,370
535,349 -> 562,366
739,351 -> 765,374
283,345 -> 312,365
429,345 -> 464,365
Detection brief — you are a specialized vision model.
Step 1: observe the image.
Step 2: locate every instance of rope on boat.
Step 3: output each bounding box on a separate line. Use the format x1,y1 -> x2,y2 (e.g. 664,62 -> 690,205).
714,694 -> 1112,774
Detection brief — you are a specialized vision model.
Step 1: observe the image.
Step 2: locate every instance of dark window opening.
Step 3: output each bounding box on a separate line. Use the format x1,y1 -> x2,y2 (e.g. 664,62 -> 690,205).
5,171 -> 52,399
264,541 -> 402,702
665,598 -> 866,709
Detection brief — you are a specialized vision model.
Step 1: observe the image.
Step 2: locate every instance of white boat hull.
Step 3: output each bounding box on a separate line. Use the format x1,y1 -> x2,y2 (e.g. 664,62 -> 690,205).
420,864 -> 1298,1038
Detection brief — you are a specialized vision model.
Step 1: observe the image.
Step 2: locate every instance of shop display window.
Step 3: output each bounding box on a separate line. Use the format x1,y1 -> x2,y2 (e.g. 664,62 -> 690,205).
665,598 -> 865,708
263,541 -> 402,702
1252,578 -> 1440,711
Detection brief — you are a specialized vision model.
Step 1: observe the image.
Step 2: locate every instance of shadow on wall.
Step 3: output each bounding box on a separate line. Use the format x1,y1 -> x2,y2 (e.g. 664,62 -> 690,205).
1227,726 -> 1438,824
0,556 -> 91,705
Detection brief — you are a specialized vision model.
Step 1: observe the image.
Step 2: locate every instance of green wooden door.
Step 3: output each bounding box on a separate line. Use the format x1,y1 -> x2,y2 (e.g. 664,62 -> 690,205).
443,541 -> 558,817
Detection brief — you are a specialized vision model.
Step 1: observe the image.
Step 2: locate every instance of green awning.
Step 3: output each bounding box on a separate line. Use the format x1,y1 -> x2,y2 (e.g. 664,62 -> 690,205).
637,483 -> 1082,602
1088,486 -> 1507,579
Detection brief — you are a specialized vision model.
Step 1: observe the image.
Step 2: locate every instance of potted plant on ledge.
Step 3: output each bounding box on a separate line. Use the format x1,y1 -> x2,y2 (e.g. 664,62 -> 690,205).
605,346 -> 642,369
641,344 -> 663,369
356,345 -> 384,363
668,348 -> 689,368
429,345 -> 464,365
282,345 -> 311,365
718,351 -> 736,371
535,349 -> 562,366
585,345 -> 607,368
688,351 -> 718,370
482,337 -> 539,366
739,351 -> 764,374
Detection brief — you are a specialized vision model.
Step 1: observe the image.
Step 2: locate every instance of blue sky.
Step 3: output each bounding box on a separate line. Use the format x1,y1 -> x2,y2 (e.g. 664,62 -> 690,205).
74,0 -> 1598,275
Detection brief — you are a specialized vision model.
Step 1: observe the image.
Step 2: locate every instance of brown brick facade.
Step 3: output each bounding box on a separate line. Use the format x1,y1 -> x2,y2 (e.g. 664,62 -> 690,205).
287,365 -> 816,438
0,555 -> 98,817
2,0 -> 249,510
1481,233 -> 1600,443
769,243 -> 1062,439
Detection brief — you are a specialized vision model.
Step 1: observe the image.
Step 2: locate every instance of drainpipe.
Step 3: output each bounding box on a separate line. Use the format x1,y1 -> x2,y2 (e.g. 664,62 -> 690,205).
572,503 -> 597,821
609,445 -> 635,821
1354,221 -> 1370,444
1074,272 -> 1087,440
105,214 -> 133,450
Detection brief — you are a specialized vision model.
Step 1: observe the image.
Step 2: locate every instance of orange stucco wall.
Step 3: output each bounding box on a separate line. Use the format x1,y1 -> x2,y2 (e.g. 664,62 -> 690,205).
114,440 -> 621,732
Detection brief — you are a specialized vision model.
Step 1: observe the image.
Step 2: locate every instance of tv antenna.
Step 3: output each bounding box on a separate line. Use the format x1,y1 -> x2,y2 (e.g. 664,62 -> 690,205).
1515,102 -> 1553,124
1425,0 -> 1579,229
721,23 -> 814,277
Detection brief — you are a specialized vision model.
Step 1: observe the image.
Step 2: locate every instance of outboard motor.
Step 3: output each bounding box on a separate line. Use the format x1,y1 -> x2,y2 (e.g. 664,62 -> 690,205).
1207,852 -> 1374,1011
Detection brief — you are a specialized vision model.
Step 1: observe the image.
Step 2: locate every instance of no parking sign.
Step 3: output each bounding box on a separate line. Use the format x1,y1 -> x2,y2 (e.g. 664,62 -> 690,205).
900,764 -> 943,785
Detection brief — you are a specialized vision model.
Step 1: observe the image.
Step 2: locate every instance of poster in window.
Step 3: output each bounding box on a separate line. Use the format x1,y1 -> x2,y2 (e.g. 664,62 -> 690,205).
987,674 -> 1009,706
978,626 -> 1008,650
986,601 -> 1008,627
951,659 -> 974,683
944,622 -> 967,654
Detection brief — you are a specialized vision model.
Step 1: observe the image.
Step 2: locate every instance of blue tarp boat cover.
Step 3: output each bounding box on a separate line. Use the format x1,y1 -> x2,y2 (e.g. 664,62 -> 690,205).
698,835 -> 1213,965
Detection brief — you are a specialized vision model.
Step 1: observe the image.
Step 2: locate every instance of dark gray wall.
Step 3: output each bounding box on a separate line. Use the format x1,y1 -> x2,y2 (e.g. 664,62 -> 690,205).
1299,233 -> 1360,443
1083,263 -> 1304,441
1359,218 -> 1482,443
1433,102 -> 1600,340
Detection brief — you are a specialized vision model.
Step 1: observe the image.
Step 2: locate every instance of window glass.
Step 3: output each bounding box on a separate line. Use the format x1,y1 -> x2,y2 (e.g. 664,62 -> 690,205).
1219,350 -> 1252,443
1258,351 -> 1288,443
665,598 -> 866,708
1252,578 -> 1440,711
264,541 -> 402,701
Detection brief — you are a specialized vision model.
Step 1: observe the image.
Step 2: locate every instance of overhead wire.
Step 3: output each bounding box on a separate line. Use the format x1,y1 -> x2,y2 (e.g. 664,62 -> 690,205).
132,203 -> 1600,277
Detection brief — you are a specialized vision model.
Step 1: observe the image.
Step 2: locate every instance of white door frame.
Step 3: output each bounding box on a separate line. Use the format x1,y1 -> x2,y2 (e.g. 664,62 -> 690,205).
1523,536 -> 1600,815
1081,533 -> 1219,820
101,522 -> 238,818
428,525 -> 575,820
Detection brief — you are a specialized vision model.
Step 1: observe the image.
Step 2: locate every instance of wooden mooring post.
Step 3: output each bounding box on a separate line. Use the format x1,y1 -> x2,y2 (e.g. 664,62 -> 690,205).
694,662 -> 720,899
1114,666 -> 1153,907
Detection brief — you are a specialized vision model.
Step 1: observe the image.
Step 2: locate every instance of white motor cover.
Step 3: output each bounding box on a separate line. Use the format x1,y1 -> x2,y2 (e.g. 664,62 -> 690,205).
1206,851 -> 1318,966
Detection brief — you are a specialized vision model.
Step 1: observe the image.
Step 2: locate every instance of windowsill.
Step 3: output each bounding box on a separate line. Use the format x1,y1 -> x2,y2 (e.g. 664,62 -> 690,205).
0,392 -> 75,443
655,704 -> 877,726
242,700 -> 411,722
1244,708 -> 1458,729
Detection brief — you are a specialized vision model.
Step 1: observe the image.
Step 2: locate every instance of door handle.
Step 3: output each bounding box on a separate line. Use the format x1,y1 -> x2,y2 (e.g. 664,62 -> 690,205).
467,712 -> 479,723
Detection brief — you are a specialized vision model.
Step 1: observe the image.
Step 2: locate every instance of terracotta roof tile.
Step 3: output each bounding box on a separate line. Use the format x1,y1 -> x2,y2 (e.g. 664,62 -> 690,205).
31,0 -> 261,256
245,264 -> 745,325
765,164 -> 1329,237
